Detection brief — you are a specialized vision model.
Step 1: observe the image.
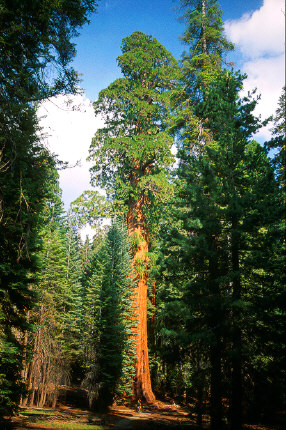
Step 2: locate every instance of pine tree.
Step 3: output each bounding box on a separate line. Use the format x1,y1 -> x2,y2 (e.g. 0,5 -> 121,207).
80,221 -> 136,410
64,214 -> 85,384
266,86 -> 286,196
96,221 -> 136,409
0,108 -> 55,415
162,71 -> 281,429
0,1 -> 99,416
171,0 -> 234,155
158,1 -> 234,426
245,86 -> 286,423
180,0 -> 234,99
80,234 -> 106,407
20,172 -> 70,408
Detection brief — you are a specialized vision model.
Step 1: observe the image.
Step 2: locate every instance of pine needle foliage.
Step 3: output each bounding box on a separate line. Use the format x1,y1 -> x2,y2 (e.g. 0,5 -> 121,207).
20,171 -> 72,409
180,0 -> 234,100
81,220 -> 137,410
0,107 -> 56,416
160,71 -> 283,429
0,0 -> 99,417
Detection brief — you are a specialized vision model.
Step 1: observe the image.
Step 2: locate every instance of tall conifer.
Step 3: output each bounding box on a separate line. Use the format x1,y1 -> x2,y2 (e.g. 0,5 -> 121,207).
0,1 -> 99,416
88,31 -> 181,401
20,171 -> 70,408
163,70 -> 281,429
81,221 -> 136,409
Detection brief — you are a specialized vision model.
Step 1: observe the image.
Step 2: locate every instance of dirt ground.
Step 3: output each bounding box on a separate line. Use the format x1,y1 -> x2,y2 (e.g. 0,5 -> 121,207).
7,402 -> 282,430
8,402 -> 196,429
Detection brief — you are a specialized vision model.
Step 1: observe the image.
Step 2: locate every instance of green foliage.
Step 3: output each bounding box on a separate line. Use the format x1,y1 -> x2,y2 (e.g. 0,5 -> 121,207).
70,190 -> 111,229
20,173 -> 75,408
97,221 -> 137,407
63,216 -> 86,378
0,106 -> 56,415
88,31 -> 181,218
265,86 -> 286,194
180,0 -> 234,99
135,256 -> 147,277
80,236 -> 106,404
81,220 -> 136,410
0,338 -> 24,415
170,0 -> 235,163
0,0 -> 99,104
0,0 -> 99,416
159,70 -> 284,426
130,231 -> 141,250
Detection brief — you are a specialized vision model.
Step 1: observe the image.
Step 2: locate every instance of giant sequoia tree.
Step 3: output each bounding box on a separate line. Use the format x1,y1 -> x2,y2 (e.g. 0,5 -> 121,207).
88,31 -> 181,402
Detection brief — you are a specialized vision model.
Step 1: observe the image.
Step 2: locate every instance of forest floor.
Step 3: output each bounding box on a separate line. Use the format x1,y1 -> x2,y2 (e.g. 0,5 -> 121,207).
9,402 -> 282,430
5,388 -> 282,430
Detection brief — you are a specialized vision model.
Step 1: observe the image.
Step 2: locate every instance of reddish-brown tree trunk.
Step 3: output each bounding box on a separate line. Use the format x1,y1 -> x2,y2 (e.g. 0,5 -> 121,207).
20,310 -> 30,406
149,282 -> 156,345
127,193 -> 155,403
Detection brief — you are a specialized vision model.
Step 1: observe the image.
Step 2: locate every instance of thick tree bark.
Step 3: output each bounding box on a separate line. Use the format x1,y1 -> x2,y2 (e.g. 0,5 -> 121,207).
21,315 -> 42,407
149,282 -> 156,345
210,341 -> 222,430
230,218 -> 242,430
127,193 -> 155,403
209,237 -> 223,430
20,310 -> 30,406
133,261 -> 155,403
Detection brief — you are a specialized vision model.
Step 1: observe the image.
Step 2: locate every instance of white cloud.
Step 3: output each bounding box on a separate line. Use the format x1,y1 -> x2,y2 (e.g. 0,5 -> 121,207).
225,0 -> 285,59
242,55 -> 285,140
37,94 -> 104,209
225,0 -> 285,140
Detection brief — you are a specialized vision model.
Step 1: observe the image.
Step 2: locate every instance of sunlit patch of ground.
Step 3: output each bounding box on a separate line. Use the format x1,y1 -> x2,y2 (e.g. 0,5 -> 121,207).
10,405 -> 104,430
9,403 -> 282,430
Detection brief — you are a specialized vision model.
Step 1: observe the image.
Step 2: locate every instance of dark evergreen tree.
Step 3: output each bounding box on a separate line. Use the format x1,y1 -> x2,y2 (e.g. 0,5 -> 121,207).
246,85 -> 286,424
0,109 -> 56,415
265,86 -> 285,195
64,214 -> 85,384
171,0 -> 234,156
161,71 -> 282,429
80,235 -> 106,407
0,0 -> 99,416
81,221 -> 136,410
156,1 -> 234,426
0,0 -> 99,105
96,221 -> 136,409
20,169 -> 71,408
180,0 -> 234,99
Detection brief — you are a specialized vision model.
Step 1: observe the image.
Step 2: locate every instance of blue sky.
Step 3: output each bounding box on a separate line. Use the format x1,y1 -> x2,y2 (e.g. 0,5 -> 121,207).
72,0 -> 264,101
38,0 -> 285,221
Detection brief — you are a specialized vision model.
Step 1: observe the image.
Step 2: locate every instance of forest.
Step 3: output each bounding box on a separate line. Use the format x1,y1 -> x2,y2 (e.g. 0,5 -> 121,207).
0,1 -> 285,429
